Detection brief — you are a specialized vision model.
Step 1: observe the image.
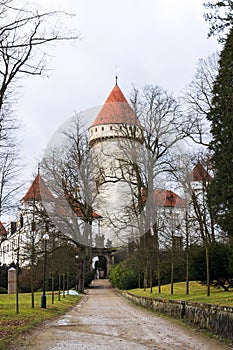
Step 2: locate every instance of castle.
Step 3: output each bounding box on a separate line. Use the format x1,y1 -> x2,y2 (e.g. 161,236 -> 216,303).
0,81 -> 202,267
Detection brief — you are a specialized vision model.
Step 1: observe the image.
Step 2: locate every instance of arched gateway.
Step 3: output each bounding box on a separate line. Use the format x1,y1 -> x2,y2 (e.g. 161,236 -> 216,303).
92,247 -> 115,278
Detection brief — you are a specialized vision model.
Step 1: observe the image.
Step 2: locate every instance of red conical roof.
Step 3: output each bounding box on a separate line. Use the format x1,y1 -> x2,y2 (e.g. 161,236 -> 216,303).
104,84 -> 128,103
90,84 -> 141,127
192,162 -> 212,182
21,174 -> 53,202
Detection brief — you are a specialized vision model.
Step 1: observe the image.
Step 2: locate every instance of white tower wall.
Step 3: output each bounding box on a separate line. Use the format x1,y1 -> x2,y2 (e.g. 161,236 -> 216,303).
88,84 -> 144,248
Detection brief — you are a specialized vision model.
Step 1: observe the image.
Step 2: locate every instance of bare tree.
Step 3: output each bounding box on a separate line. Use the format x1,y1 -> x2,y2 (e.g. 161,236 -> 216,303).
0,0 -> 79,218
41,115 -> 98,291
171,152 -> 219,296
0,147 -> 22,216
181,52 -> 219,146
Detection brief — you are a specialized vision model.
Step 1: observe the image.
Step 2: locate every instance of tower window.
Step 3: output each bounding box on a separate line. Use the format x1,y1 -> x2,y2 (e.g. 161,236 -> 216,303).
11,222 -> 16,235
95,128 -> 97,132
102,127 -> 104,131
20,214 -> 24,228
110,126 -> 113,130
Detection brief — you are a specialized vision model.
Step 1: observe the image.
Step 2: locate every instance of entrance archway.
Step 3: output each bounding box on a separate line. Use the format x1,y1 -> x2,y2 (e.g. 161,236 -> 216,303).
94,255 -> 108,279
92,247 -> 115,279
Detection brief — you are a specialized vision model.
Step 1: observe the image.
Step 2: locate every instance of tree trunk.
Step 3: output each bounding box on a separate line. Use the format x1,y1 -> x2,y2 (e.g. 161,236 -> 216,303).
170,259 -> 174,295
185,207 -> 189,295
51,274 -> 54,304
63,273 -> 66,297
155,232 -> 161,294
186,250 -> 189,295
143,263 -> 148,291
138,273 -> 141,289
206,245 -> 210,296
66,272 -> 69,294
58,274 -> 61,301
149,264 -> 153,293
157,265 -> 161,294
30,266 -> 35,308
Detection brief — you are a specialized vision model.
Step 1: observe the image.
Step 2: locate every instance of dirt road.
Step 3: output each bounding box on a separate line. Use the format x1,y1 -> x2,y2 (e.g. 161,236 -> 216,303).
17,279 -> 231,349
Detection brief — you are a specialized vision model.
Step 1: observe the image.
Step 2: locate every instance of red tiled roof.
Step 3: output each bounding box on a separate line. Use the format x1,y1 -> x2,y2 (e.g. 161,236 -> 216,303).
51,196 -> 102,220
22,175 -> 102,220
192,162 -> 212,182
66,195 -> 102,219
0,221 -> 7,236
73,206 -> 102,219
53,203 -> 101,219
21,174 -> 53,202
142,188 -> 186,208
105,84 -> 128,103
90,84 -> 141,127
162,190 -> 186,208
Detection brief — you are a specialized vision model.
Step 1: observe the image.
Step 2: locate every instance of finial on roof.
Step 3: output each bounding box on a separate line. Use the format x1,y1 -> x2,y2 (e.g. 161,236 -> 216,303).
115,64 -> 119,85
38,162 -> 40,175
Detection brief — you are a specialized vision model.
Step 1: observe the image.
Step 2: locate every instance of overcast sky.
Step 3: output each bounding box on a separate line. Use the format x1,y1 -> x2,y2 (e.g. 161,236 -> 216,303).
17,0 -> 220,190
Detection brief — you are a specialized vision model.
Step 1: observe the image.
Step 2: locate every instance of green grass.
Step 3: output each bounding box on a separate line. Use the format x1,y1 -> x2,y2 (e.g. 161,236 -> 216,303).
0,291 -> 81,350
128,281 -> 233,306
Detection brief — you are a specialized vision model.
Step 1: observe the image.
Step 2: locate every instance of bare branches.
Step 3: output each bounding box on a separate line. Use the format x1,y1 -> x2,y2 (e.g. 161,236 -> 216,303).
0,0 -> 79,219
181,52 -> 219,147
41,114 -> 98,248
0,148 -> 23,216
0,1 -> 79,105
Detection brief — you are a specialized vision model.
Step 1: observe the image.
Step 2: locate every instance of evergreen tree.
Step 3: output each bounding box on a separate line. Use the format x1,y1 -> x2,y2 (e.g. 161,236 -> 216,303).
204,1 -> 233,41
207,27 -> 233,239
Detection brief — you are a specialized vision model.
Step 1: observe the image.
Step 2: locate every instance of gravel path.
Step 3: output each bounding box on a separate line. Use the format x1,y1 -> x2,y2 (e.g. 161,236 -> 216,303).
17,279 -> 232,349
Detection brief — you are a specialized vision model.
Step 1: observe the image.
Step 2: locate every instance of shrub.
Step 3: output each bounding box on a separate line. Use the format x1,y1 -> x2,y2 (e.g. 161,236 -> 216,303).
109,261 -> 138,290
0,286 -> 7,294
189,242 -> 233,291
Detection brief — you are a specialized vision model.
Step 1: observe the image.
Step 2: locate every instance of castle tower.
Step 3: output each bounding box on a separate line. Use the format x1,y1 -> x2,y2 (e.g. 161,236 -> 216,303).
89,81 -> 143,247
191,162 -> 212,193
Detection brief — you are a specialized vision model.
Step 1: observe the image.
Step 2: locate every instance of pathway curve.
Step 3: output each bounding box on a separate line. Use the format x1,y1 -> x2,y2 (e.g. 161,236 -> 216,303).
17,279 -> 231,349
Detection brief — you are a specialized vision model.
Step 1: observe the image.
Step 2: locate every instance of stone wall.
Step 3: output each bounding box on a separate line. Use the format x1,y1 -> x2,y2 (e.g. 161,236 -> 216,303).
121,291 -> 233,342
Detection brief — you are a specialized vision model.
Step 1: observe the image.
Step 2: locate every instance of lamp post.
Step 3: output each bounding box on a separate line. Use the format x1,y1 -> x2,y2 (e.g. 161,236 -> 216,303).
16,237 -> 20,314
41,233 -> 49,308
75,255 -> 79,291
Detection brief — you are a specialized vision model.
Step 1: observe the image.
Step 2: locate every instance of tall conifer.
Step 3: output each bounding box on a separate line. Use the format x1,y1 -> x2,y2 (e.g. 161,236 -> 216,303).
207,27 -> 233,238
